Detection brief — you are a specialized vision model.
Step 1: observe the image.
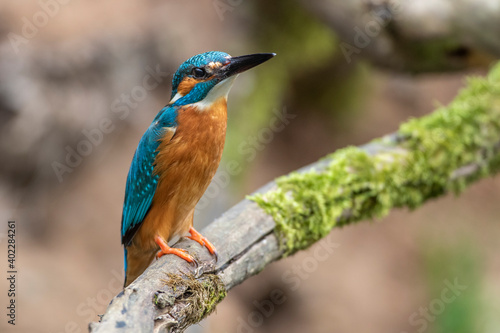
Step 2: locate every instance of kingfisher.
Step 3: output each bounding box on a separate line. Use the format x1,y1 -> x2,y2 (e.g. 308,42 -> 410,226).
121,51 -> 275,287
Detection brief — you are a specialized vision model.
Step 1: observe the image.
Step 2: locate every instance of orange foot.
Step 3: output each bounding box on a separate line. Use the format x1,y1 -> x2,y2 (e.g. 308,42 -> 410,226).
187,227 -> 218,260
154,235 -> 197,266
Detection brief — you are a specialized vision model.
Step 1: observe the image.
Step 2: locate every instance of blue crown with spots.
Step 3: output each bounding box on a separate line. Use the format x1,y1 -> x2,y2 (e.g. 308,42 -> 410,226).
170,51 -> 230,99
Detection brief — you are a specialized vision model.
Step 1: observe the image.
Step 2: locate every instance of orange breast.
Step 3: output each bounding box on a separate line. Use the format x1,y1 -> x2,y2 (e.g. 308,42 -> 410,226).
132,97 -> 228,251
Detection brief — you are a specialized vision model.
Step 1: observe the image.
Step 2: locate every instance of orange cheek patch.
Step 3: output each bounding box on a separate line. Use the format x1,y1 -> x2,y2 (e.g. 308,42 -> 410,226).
177,75 -> 217,96
177,77 -> 198,96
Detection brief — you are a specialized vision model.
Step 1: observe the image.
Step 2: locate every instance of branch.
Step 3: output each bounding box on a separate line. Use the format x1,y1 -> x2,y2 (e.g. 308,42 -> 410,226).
89,64 -> 500,332
301,0 -> 500,72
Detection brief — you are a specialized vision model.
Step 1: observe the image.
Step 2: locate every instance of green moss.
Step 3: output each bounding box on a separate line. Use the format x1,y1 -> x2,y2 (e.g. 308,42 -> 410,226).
250,62 -> 500,255
162,273 -> 226,326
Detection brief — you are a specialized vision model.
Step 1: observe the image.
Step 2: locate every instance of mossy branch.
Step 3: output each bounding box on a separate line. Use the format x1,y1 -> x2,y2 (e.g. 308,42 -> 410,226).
89,63 -> 500,333
252,62 -> 500,254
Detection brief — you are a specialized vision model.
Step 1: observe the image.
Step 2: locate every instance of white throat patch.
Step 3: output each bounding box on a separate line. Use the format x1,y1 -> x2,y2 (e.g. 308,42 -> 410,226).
191,75 -> 238,111
169,92 -> 183,104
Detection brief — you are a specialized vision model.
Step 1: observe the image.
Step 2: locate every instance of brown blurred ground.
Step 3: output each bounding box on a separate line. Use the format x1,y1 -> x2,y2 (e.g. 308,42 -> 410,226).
0,1 -> 499,333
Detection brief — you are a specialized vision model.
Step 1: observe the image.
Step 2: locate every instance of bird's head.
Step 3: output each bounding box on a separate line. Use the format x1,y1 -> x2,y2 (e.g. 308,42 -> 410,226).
169,51 -> 275,108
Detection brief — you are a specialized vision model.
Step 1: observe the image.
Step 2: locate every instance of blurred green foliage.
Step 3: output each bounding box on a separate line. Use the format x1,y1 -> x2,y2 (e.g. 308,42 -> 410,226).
224,0 -> 370,182
421,239 -> 483,333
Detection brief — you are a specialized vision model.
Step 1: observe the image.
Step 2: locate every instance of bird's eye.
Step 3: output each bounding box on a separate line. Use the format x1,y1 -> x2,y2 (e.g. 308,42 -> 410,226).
192,67 -> 205,78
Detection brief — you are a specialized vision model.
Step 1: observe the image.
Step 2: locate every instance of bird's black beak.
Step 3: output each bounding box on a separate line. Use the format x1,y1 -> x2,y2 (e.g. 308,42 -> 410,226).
221,53 -> 276,79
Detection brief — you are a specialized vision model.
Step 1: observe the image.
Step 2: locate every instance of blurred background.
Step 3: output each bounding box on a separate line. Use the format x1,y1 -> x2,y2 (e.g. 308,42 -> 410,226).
0,0 -> 500,332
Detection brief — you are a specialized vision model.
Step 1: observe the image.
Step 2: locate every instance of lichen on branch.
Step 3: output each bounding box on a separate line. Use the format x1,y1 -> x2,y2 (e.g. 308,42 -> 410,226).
251,63 -> 500,256
156,273 -> 226,332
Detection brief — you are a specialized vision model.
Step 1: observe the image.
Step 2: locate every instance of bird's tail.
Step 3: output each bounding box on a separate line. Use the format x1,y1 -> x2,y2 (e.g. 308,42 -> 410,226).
123,246 -> 155,287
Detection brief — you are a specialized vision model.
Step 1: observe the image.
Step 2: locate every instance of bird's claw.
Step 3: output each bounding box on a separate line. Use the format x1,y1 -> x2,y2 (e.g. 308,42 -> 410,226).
154,235 -> 197,265
187,227 -> 218,261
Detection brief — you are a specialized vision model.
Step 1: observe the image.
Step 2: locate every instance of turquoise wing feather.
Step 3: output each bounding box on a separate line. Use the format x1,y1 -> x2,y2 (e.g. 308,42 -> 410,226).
121,106 -> 178,246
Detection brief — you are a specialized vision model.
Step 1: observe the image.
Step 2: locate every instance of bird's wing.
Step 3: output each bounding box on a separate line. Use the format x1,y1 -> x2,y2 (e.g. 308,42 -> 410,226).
121,107 -> 177,246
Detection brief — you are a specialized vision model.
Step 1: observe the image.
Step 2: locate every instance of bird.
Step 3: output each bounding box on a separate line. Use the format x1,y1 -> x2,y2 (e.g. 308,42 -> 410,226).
121,51 -> 275,287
